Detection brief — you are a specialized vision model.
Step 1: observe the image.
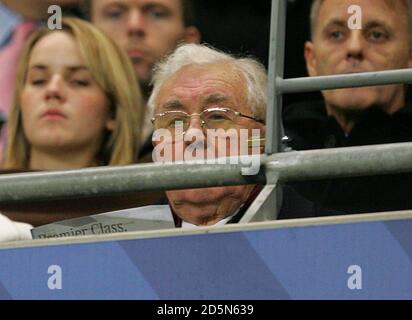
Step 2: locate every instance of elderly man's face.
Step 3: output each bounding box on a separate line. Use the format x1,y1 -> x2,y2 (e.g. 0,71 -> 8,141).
91,0 -> 199,89
305,0 -> 412,115
153,63 -> 264,226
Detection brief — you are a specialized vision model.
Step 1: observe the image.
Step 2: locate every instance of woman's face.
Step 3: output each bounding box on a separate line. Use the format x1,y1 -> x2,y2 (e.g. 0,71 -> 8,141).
21,31 -> 114,153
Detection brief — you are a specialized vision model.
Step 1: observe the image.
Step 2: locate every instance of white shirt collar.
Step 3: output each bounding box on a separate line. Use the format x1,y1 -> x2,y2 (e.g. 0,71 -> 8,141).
181,209 -> 240,229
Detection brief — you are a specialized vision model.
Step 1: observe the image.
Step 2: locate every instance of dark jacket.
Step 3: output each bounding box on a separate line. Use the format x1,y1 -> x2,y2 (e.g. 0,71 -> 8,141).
283,100 -> 412,215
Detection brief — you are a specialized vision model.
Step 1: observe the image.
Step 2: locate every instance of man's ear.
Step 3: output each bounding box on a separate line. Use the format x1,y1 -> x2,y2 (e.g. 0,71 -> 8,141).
304,41 -> 318,77
183,26 -> 201,44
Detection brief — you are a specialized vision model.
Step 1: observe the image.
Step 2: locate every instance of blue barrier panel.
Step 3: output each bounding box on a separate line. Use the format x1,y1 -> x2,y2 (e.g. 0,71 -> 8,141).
0,215 -> 411,300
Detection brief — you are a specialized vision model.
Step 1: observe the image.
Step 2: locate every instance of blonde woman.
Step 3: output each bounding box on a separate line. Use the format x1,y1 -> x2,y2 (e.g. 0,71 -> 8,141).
2,17 -> 144,170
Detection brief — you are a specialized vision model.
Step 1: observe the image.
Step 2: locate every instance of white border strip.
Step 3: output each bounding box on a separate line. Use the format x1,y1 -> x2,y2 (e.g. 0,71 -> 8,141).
1,210 -> 412,250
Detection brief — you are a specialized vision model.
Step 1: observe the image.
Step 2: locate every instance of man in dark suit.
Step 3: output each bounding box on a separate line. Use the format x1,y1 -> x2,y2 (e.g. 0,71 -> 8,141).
284,0 -> 412,214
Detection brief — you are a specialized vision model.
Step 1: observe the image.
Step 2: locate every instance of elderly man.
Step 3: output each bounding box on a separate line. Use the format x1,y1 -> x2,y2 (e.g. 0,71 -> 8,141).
149,44 -> 266,226
284,0 -> 412,214
145,43 -> 330,227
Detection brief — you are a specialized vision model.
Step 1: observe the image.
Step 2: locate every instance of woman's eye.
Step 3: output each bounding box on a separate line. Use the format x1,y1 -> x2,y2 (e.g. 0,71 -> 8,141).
71,80 -> 90,87
31,79 -> 46,86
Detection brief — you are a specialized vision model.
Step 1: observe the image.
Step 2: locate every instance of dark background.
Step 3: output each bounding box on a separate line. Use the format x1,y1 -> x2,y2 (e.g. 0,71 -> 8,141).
192,0 -> 320,106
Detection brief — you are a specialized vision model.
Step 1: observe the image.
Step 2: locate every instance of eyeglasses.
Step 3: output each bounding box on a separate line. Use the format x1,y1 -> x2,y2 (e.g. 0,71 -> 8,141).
151,107 -> 264,132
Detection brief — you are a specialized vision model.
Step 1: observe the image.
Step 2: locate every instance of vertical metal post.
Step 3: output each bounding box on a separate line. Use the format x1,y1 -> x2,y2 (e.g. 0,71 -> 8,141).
265,0 -> 287,155
247,0 -> 287,222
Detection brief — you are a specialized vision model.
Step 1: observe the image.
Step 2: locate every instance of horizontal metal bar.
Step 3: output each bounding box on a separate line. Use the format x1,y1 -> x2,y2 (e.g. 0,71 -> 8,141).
278,68 -> 412,94
0,162 -> 265,203
272,142 -> 412,182
1,143 -> 412,203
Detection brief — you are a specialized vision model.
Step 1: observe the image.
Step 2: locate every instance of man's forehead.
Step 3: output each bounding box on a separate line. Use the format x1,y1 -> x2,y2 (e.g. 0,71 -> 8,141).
169,63 -> 244,85
162,93 -> 231,108
161,65 -> 244,98
155,64 -> 248,111
94,0 -> 182,9
158,88 -> 238,112
317,0 -> 405,25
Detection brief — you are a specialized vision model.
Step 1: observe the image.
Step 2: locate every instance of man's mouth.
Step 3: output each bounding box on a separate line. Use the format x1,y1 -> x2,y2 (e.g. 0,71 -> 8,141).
127,48 -> 144,62
338,64 -> 371,75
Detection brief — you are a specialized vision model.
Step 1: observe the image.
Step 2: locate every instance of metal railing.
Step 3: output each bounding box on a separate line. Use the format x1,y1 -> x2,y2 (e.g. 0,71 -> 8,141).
2,0 -> 412,222
1,142 -> 412,201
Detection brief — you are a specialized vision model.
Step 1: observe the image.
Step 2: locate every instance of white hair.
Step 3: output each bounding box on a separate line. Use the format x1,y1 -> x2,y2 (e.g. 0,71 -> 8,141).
148,44 -> 268,122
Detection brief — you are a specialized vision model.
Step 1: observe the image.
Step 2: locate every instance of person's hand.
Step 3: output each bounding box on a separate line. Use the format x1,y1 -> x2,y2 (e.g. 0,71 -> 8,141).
0,214 -> 33,242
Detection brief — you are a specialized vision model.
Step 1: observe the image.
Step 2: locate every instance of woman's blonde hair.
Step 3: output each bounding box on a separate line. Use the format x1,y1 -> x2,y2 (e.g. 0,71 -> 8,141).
3,17 -> 144,169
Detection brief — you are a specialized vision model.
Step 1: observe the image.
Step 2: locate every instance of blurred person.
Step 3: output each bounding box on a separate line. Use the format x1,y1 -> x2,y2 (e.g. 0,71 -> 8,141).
284,0 -> 412,214
82,0 -> 201,147
2,17 -> 143,170
84,0 -> 200,97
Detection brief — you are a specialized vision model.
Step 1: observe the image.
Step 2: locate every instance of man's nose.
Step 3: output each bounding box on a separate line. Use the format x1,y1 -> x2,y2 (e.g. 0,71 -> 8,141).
127,10 -> 145,37
183,116 -> 206,145
346,31 -> 364,60
45,75 -> 65,101
187,116 -> 204,130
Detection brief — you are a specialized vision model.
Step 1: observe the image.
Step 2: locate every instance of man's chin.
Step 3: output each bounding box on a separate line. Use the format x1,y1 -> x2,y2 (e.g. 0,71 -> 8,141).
325,89 -> 378,111
130,62 -> 150,84
167,187 -> 229,205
